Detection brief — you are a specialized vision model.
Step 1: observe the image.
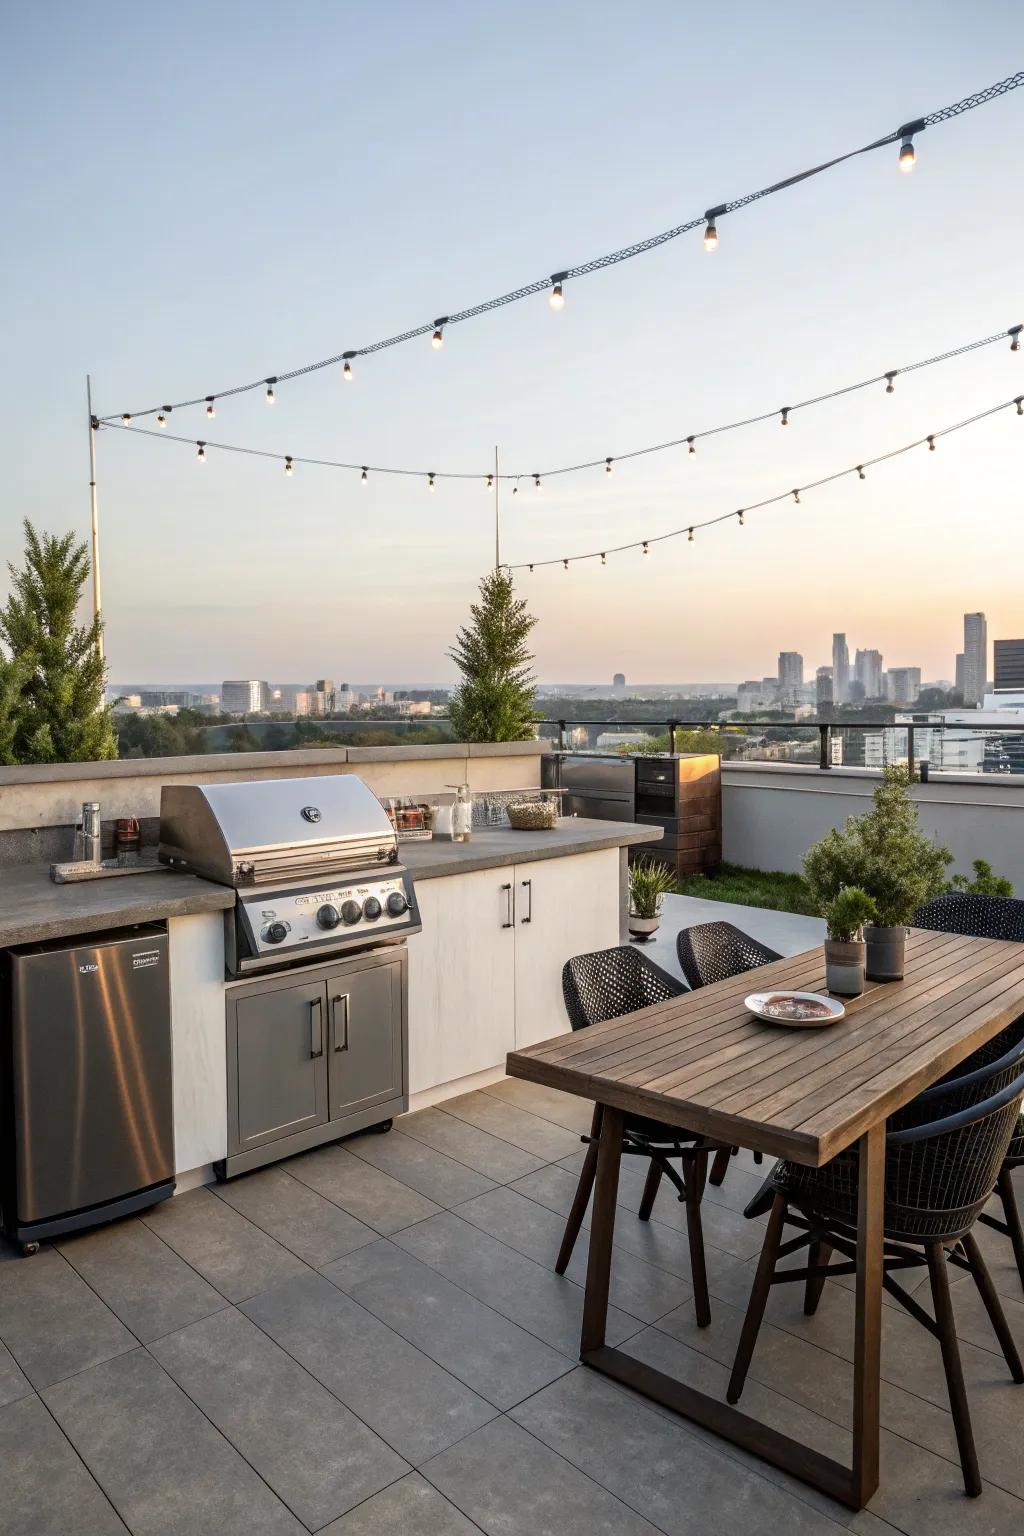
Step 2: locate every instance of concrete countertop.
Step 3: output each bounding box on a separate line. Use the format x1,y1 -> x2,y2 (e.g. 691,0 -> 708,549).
0,865 -> 234,949
399,818 -> 662,880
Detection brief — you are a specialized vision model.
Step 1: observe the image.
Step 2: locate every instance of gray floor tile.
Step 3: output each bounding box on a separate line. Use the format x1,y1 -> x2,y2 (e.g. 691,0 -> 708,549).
345,1128 -> 498,1207
242,1270 -> 497,1463
141,1186 -> 308,1303
0,1247 -> 135,1390
150,1307 -> 407,1530
0,1338 -> 31,1408
0,1393 -> 128,1535
511,1366 -> 849,1535
43,1348 -> 303,1535
398,1105 -> 549,1182
482,1075 -> 596,1134
323,1237 -> 574,1407
212,1165 -> 378,1267
319,1471 -> 481,1535
421,1414 -> 665,1535
397,1206 -> 646,1349
57,1218 -> 227,1343
451,1186 -> 687,1326
442,1091 -> 583,1161
286,1142 -> 442,1234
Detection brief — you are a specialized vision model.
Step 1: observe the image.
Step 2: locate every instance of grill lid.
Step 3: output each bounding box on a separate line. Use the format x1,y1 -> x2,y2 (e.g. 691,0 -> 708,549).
159,775 -> 398,886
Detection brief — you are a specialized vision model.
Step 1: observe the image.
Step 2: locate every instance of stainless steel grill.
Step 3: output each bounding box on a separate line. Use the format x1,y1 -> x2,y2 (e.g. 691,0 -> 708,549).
159,775 -> 421,975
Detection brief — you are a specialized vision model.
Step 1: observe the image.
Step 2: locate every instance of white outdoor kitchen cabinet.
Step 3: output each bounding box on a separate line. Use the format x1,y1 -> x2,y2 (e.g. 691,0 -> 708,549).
406,846 -> 621,1096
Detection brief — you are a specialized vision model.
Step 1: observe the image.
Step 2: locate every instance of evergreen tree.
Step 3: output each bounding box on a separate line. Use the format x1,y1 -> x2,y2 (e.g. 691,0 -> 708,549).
0,653 -> 33,765
448,568 -> 537,742
0,520 -> 116,763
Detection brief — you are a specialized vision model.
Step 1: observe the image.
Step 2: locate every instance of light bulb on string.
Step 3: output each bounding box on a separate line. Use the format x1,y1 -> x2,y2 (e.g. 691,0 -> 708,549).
737,510 -> 744,526
562,559 -> 569,570
642,541 -> 649,557
265,379 -> 276,404
601,553 -> 606,565
688,527 -> 694,543
534,475 -> 541,490
196,442 -> 206,463
205,397 -> 216,418
156,410 -> 168,427
857,465 -> 866,480
548,273 -> 566,310
687,437 -> 696,456
703,216 -> 719,251
342,352 -> 355,381
1011,327 -> 1022,353
885,372 -> 897,394
1016,397 -> 1024,416
431,318 -> 447,349
428,472 -> 435,491
360,467 -> 368,484
284,456 -> 293,476
927,435 -> 936,451
780,407 -> 791,427
486,474 -> 493,490
121,413 -> 131,425
899,135 -> 916,172
605,457 -> 613,476
528,564 -> 534,573
792,489 -> 800,504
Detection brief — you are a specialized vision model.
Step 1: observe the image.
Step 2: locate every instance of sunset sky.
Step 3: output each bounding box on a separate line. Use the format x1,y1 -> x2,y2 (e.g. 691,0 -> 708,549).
2,2 -> 1021,685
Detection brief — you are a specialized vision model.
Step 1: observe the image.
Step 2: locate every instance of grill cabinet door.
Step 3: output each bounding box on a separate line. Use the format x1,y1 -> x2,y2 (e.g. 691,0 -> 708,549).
228,976 -> 328,1154
325,953 -> 404,1121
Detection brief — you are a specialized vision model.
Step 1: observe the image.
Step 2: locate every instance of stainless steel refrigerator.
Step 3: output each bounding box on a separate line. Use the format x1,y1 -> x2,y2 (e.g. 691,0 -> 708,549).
2,923 -> 175,1251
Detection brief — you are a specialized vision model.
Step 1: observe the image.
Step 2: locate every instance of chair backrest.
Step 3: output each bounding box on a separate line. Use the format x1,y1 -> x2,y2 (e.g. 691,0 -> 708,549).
676,921 -> 782,990
562,945 -> 685,1032
912,891 -> 1024,943
883,1043 -> 1024,1239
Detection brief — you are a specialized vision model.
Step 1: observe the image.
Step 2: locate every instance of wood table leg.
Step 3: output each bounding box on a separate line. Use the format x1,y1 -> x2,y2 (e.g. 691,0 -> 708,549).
580,1104 -> 623,1355
852,1121 -> 884,1507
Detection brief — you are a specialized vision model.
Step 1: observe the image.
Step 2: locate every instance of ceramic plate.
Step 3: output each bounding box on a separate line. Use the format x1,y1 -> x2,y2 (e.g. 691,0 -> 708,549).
745,990 -> 846,1028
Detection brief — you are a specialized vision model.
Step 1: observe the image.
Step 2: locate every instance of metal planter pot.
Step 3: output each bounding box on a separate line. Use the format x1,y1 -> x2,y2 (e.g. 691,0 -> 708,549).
628,913 -> 661,944
864,925 -> 908,982
824,938 -> 865,997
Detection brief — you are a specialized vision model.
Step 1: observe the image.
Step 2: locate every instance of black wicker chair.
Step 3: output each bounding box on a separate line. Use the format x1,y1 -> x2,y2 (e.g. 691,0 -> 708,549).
912,891 -> 1024,1290
728,1036 -> 1024,1497
559,946 -> 722,1325
675,921 -> 783,1181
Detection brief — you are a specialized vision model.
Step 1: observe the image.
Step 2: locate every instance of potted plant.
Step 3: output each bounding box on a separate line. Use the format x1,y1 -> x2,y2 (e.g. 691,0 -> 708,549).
803,765 -> 951,981
628,858 -> 676,943
822,887 -> 876,996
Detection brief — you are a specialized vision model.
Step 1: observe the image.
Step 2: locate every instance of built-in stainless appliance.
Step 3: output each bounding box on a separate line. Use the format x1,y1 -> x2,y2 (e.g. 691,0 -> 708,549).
1,925 -> 175,1253
159,775 -> 421,976
159,775 -> 419,1177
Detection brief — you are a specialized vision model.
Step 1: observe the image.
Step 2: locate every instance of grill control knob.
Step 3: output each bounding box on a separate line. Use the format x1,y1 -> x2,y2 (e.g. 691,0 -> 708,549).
362,896 -> 382,921
264,921 -> 288,944
386,891 -> 409,917
316,904 -> 341,930
341,899 -> 362,925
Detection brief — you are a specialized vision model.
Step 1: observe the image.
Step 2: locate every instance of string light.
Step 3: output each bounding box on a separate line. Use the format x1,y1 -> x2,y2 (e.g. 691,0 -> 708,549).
780,407 -> 791,427
792,488 -> 800,503
342,352 -> 355,381
1011,326 -> 1022,352
563,559 -> 569,570
99,76 -> 1024,425
284,455 -> 293,475
204,398 -> 215,419
265,379 -> 276,404
361,466 -> 368,483
431,319 -> 447,349
687,437 -> 696,456
196,441 -> 206,462
534,474 -> 541,489
528,564 -> 534,572
601,552 -> 607,565
121,413 -> 132,424
549,273 -> 566,310
605,457 -> 613,475
428,472 -> 436,490
486,474 -> 494,489
156,411 -> 167,427
898,119 -> 923,172
885,372 -> 897,394
509,395 -> 1018,570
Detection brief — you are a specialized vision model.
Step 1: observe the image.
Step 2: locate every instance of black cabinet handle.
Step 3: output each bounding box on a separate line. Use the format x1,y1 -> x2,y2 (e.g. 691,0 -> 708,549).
501,882 -> 513,929
331,992 -> 350,1052
520,878 -> 532,923
309,996 -> 324,1058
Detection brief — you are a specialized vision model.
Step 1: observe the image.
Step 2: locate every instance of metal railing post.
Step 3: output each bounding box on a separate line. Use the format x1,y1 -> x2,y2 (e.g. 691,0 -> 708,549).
558,719 -> 566,753
819,723 -> 831,770
906,725 -> 915,781
668,719 -> 678,755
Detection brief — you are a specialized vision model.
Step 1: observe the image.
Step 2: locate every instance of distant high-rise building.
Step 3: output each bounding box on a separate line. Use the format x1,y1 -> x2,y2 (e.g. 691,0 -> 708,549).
737,680 -> 772,713
832,633 -> 850,705
954,652 -> 966,698
222,679 -> 268,714
315,678 -> 336,712
777,651 -> 803,690
962,612 -> 987,706
612,673 -> 626,692
815,666 -> 833,708
886,667 -> 922,705
854,648 -> 884,700
994,639 -> 1024,693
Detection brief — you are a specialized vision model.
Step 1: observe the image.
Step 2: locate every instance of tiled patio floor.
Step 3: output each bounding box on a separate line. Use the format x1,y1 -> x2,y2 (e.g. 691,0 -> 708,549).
3,1071 -> 1023,1536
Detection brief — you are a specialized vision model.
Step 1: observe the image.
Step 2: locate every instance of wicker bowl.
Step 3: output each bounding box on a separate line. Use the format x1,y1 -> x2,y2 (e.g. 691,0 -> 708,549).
506,800 -> 559,831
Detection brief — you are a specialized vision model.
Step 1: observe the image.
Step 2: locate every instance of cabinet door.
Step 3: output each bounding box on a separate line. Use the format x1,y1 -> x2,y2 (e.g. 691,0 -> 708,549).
229,977 -> 328,1154
406,869 -> 517,1095
513,849 -> 621,1050
326,956 -> 403,1120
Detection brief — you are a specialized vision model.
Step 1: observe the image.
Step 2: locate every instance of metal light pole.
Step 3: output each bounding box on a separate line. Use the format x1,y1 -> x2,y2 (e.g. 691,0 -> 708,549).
86,375 -> 103,660
494,445 -> 501,569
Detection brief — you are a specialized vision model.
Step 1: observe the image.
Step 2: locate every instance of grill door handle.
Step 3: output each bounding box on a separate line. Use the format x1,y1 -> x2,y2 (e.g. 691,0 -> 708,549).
330,992 -> 350,1052
501,883 -> 513,929
309,996 -> 324,1058
520,879 -> 532,923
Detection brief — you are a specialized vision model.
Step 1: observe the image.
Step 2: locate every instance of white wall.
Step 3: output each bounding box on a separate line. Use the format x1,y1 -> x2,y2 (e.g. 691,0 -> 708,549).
722,762 -> 1024,890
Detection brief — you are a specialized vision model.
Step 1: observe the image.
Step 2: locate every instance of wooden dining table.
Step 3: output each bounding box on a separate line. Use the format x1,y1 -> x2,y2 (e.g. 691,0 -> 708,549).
506,927 -> 1024,1510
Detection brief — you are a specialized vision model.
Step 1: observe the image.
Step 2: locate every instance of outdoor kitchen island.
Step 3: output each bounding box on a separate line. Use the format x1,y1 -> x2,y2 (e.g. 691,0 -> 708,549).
0,816 -> 661,1198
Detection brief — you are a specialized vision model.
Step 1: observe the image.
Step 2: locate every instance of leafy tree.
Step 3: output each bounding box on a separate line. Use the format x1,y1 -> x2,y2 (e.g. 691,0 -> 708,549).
0,652 -> 33,764
448,568 -> 537,742
0,521 -> 115,763
948,859 -> 1014,897
226,723 -> 260,752
803,765 -> 952,926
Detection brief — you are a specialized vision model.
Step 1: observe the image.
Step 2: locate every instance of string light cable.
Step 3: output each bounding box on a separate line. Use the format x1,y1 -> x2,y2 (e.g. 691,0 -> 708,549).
505,394 -> 1024,570
95,319 -> 1023,485
99,71 -> 1024,424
